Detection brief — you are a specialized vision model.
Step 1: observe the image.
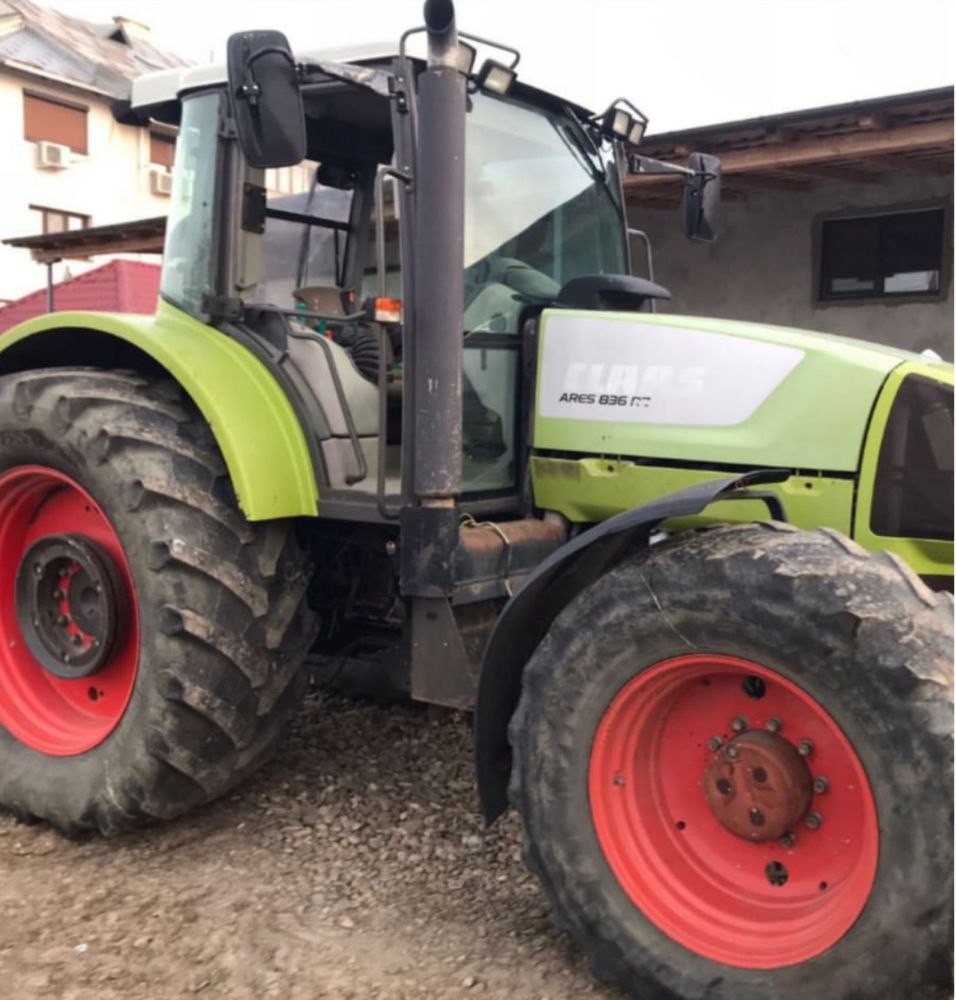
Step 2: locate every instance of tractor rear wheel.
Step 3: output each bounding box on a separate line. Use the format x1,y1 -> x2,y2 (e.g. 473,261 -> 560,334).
510,522 -> 952,1000
0,368 -> 316,835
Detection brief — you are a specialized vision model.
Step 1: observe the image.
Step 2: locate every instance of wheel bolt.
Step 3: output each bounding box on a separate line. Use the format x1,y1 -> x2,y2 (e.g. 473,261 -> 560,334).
726,745 -> 739,760
805,811 -> 822,830
707,736 -> 723,751
813,776 -> 830,794
766,717 -> 782,733
780,833 -> 797,849
71,634 -> 83,646
57,614 -> 69,626
34,563 -> 43,576
797,739 -> 814,757
52,589 -> 63,601
731,716 -> 747,733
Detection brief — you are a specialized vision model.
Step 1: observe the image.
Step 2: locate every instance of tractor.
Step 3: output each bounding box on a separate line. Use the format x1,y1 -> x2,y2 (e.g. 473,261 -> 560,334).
0,2 -> 951,997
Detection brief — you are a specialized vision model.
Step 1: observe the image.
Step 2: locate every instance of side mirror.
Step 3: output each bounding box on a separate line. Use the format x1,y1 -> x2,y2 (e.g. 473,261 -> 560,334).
226,30 -> 306,169
682,152 -> 721,243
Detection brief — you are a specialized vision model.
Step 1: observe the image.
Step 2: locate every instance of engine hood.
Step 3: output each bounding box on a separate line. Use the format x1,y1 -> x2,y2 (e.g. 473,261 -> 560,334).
532,309 -> 951,473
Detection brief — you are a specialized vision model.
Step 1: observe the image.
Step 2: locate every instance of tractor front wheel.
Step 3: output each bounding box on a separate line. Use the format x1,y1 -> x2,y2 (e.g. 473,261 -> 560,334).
0,368 -> 315,835
510,522 -> 952,1000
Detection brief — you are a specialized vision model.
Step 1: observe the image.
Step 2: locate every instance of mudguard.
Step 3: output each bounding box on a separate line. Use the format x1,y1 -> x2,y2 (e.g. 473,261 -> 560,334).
0,300 -> 318,520
474,469 -> 789,823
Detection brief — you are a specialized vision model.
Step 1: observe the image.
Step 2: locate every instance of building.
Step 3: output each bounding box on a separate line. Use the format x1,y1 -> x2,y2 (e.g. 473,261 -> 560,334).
627,88 -> 954,360
0,0 -> 187,304
0,258 -> 159,332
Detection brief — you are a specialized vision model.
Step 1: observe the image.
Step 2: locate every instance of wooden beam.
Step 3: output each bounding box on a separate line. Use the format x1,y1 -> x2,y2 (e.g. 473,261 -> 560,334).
779,163 -> 884,184
626,120 -> 954,189
30,233 -> 165,263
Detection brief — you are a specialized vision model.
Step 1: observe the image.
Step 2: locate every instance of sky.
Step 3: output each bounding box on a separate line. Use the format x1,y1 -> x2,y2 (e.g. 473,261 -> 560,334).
50,0 -> 953,134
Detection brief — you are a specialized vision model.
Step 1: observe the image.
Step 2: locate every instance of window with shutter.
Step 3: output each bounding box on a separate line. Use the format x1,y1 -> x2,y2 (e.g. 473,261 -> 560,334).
150,133 -> 176,168
23,92 -> 88,154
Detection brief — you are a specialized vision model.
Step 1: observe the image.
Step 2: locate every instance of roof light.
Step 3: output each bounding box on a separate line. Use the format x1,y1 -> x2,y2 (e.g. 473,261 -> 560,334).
455,41 -> 477,76
476,58 -> 516,96
627,118 -> 647,145
599,99 -> 650,146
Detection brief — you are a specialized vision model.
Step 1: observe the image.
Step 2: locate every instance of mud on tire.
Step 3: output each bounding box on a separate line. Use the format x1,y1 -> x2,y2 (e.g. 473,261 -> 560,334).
0,368 -> 317,835
509,522 -> 953,1000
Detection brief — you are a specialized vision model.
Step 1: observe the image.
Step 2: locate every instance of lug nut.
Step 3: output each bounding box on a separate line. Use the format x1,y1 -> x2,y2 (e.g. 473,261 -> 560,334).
56,614 -> 69,626
797,739 -> 814,757
52,589 -> 63,601
731,716 -> 747,733
707,736 -> 723,752
780,833 -> 797,849
766,717 -> 782,733
385,540 -> 398,556
71,634 -> 83,646
813,776 -> 830,794
59,567 -> 70,579
34,563 -> 43,576
805,811 -> 823,830
726,745 -> 739,760
612,775 -> 625,787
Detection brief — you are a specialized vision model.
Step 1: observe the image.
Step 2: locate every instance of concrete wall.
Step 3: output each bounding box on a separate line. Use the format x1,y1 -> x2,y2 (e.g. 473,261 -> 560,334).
0,71 -> 173,304
629,169 -> 954,360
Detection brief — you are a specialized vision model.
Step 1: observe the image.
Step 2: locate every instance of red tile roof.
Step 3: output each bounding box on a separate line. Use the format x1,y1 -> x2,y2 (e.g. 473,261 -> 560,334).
0,259 -> 160,334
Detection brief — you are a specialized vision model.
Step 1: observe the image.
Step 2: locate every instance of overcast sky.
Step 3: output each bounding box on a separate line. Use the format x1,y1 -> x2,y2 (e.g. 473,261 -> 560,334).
52,0 -> 953,133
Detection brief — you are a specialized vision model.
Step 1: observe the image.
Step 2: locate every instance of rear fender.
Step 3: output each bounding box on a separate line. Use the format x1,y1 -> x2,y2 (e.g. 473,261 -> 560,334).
474,470 -> 789,823
0,300 -> 318,520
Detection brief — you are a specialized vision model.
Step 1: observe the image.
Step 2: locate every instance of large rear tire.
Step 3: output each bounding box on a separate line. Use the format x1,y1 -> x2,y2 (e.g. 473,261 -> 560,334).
510,522 -> 953,1000
0,368 -> 316,835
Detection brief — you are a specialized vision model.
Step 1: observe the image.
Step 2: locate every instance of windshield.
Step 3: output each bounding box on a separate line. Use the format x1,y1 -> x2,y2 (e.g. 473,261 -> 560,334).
463,91 -> 627,333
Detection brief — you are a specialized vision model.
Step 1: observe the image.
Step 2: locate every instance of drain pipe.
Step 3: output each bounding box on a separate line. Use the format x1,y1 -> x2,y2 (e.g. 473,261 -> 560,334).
413,0 -> 465,504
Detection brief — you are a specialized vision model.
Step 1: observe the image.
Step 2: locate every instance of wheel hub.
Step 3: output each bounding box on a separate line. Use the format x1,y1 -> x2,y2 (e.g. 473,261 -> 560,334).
702,729 -> 813,842
14,533 -> 127,680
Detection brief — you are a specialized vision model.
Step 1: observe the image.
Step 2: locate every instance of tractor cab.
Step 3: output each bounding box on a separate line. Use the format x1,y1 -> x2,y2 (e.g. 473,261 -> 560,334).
128,32 -> 702,519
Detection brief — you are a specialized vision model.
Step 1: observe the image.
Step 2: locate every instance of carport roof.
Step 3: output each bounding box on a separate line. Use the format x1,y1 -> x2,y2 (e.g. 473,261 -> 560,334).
626,86 -> 954,205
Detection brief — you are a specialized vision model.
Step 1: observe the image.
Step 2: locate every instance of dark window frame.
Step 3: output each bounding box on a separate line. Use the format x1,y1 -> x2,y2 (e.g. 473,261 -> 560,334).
812,200 -> 952,308
23,90 -> 89,154
29,204 -> 91,235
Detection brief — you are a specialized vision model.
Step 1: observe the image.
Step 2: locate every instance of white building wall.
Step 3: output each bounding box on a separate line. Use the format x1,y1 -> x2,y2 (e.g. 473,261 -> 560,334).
629,169 -> 953,360
0,70 -> 172,304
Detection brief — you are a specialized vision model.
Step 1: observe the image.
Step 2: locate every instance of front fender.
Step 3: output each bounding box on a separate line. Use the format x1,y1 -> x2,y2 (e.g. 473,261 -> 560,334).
474,470 -> 788,823
0,299 -> 318,520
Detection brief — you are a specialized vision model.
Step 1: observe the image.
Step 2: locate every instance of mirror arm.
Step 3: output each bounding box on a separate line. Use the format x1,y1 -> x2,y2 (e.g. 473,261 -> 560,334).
627,153 -> 695,179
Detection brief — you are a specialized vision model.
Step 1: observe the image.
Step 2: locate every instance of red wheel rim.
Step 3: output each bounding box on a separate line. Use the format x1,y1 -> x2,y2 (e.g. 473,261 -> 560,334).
0,466 -> 139,755
589,654 -> 878,969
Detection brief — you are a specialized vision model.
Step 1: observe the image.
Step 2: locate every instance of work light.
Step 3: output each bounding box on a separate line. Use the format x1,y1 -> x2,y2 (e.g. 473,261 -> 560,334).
476,58 -> 516,96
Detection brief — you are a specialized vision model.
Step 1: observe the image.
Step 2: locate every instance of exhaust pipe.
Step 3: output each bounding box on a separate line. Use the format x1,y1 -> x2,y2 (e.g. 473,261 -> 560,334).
423,0 -> 458,66
413,0 -> 465,503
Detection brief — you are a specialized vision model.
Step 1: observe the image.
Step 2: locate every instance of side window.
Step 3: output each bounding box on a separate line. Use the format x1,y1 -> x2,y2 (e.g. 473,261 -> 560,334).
160,92 -> 220,316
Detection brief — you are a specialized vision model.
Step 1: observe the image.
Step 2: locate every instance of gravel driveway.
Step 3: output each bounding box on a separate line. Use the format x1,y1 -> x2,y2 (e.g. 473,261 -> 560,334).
0,694 -> 617,1000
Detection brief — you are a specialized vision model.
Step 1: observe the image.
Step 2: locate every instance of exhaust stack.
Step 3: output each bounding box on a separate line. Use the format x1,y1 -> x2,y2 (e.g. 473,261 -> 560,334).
413,0 -> 465,503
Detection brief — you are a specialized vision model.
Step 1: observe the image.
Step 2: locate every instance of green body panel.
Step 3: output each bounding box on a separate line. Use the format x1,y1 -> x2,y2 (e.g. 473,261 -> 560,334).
534,310 -> 912,472
854,360 -> 954,577
531,456 -> 854,535
0,300 -> 319,520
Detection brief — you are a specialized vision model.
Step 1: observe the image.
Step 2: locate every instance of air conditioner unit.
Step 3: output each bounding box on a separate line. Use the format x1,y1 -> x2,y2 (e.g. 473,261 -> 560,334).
149,166 -> 173,196
36,141 -> 70,170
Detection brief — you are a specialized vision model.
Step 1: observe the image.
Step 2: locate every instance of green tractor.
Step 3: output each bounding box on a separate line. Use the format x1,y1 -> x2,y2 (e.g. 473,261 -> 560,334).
0,2 -> 951,996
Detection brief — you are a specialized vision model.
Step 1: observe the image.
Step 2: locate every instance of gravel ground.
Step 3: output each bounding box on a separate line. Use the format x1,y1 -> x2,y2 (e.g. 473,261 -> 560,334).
0,693 -> 618,1000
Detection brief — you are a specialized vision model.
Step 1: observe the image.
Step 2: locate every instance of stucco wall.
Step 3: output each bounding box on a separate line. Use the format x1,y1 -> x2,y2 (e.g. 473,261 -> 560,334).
629,169 -> 954,360
0,71 -> 171,304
